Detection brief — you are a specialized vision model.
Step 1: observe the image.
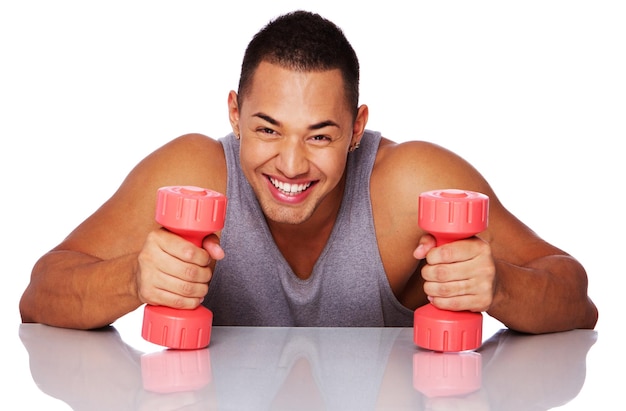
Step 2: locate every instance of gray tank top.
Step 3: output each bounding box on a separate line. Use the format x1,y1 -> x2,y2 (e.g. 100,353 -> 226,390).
206,130 -> 413,326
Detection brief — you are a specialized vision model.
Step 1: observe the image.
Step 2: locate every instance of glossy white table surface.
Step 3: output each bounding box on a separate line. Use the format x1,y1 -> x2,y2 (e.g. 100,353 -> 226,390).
10,308 -> 608,410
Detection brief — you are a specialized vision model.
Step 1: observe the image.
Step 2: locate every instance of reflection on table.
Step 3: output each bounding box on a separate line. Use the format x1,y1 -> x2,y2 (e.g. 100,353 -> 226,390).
19,323 -> 596,410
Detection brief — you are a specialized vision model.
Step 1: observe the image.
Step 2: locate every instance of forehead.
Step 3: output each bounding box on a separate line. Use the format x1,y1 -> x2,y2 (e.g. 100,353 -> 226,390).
241,61 -> 350,114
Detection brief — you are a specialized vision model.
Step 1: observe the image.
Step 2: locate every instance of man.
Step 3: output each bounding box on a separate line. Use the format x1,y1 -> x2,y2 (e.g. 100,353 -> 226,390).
20,11 -> 597,332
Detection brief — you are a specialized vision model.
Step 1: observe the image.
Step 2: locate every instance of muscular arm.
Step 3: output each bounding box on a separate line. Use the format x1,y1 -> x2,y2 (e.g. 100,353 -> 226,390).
21,252 -> 141,329
374,139 -> 598,334
19,134 -> 227,329
491,255 -> 597,334
486,204 -> 598,333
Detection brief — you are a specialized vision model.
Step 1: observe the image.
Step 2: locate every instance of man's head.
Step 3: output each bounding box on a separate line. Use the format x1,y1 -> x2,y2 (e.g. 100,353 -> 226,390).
228,11 -> 368,227
237,10 -> 360,119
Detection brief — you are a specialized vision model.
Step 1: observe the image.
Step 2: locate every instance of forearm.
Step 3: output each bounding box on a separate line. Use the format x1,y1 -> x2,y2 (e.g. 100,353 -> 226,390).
20,250 -> 142,329
488,255 -> 598,334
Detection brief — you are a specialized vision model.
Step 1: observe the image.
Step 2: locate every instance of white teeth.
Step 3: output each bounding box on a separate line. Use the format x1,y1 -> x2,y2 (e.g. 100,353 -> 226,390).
269,177 -> 312,195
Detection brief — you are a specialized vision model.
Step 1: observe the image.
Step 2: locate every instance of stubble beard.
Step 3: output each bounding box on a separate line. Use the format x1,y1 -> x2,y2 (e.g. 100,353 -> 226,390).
258,198 -> 317,226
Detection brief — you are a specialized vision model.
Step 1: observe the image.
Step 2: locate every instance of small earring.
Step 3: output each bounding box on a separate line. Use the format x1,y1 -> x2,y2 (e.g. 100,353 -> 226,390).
235,132 -> 240,140
349,141 -> 360,152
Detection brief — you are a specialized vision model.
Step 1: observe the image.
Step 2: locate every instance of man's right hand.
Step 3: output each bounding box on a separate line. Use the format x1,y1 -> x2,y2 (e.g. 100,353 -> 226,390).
136,228 -> 224,309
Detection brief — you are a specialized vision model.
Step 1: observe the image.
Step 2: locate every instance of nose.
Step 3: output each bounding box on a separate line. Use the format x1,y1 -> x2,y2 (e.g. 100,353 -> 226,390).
276,138 -> 310,178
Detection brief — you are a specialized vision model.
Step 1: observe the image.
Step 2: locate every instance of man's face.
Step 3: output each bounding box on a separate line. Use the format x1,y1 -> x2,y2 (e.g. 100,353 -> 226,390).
229,61 -> 365,226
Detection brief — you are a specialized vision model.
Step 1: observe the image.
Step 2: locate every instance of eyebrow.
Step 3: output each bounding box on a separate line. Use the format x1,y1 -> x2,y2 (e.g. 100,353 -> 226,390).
252,112 -> 340,130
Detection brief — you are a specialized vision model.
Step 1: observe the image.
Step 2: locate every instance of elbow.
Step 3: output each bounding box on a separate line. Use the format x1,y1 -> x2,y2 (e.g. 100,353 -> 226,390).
572,262 -> 598,330
581,296 -> 599,330
19,288 -> 37,324
19,258 -> 46,325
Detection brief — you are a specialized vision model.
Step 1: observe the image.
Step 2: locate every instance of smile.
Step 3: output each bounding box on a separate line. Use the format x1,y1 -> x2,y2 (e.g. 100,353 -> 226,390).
268,177 -> 313,196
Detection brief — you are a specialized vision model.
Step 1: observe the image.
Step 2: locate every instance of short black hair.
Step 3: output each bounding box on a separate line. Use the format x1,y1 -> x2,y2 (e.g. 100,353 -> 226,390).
238,10 -> 360,118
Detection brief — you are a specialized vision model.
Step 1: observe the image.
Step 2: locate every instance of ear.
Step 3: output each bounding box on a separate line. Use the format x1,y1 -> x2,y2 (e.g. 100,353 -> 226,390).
351,104 -> 369,145
227,90 -> 240,137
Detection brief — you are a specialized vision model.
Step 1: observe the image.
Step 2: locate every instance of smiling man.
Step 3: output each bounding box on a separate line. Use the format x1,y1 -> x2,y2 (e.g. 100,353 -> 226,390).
20,11 -> 597,333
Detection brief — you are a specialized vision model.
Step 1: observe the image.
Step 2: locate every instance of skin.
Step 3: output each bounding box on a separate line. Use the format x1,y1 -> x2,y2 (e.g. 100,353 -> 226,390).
20,61 -> 598,333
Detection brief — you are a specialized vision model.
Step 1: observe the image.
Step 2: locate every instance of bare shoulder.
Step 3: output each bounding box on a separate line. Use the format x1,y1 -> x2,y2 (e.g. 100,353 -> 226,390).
130,133 -> 227,194
56,133 -> 228,257
113,133 -> 228,213
371,138 -> 495,224
373,138 -> 491,194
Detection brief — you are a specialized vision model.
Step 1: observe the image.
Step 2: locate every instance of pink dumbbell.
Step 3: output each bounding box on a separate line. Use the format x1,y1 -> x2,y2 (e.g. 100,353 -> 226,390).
414,189 -> 489,352
141,186 -> 227,349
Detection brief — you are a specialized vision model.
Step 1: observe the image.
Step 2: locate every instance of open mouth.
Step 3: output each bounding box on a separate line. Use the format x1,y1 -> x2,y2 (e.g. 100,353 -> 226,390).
268,176 -> 314,196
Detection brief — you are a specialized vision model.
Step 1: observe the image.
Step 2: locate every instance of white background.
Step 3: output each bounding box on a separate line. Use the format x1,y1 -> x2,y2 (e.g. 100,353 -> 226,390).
1,1 -> 624,409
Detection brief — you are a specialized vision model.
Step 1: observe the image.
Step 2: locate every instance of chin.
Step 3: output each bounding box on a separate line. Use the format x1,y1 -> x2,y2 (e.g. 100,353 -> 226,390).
261,203 -> 315,226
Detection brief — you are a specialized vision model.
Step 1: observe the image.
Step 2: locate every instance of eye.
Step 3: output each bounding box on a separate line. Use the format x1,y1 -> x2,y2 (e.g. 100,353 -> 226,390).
309,134 -> 332,143
255,127 -> 280,140
258,127 -> 276,135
